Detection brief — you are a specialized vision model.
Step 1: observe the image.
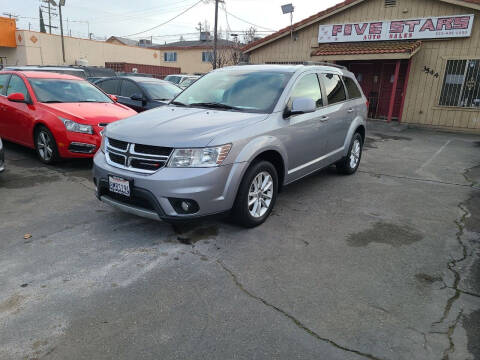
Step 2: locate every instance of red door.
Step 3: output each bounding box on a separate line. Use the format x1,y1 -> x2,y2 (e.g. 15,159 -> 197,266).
345,61 -> 407,120
4,74 -> 36,146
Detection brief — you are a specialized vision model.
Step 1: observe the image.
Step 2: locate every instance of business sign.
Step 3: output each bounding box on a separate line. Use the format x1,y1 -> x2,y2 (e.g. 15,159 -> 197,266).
318,14 -> 474,43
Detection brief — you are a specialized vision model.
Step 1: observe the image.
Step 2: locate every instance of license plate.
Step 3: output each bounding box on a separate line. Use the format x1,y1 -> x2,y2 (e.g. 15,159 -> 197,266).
109,176 -> 130,197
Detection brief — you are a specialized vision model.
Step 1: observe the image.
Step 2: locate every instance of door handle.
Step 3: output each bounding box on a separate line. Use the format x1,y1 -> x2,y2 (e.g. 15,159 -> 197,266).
319,116 -> 329,122
347,108 -> 354,113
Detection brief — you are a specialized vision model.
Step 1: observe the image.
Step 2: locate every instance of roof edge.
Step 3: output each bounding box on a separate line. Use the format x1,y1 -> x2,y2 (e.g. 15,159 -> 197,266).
243,0 -> 366,53
243,0 -> 480,53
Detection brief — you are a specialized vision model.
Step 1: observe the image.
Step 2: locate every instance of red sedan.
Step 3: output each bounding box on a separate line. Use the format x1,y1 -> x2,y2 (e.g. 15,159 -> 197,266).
0,71 -> 137,164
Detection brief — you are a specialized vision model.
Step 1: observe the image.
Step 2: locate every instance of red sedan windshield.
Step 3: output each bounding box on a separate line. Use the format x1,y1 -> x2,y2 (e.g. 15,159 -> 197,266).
29,79 -> 113,104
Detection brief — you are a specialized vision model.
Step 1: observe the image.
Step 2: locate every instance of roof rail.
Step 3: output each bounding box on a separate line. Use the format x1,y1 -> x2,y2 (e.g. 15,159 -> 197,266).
302,61 -> 347,70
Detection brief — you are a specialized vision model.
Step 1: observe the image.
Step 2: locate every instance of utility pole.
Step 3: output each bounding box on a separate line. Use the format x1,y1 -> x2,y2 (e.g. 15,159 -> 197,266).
2,12 -> 19,20
213,0 -> 219,69
41,0 -> 58,34
196,22 -> 202,39
58,0 -> 66,63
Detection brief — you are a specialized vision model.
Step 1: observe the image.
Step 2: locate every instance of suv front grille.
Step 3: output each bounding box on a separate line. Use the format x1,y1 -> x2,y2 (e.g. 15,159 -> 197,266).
108,138 -> 128,151
105,137 -> 173,174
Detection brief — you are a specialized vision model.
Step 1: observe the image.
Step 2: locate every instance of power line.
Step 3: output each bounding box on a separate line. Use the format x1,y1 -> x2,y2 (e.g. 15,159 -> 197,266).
89,0 -> 199,24
223,9 -> 276,31
124,0 -> 204,37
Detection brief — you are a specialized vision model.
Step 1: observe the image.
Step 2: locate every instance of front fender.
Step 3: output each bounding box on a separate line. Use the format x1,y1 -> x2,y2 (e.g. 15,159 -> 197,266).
233,135 -> 289,179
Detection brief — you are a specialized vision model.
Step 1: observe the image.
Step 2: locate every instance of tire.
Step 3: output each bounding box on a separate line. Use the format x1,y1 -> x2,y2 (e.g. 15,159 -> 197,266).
35,125 -> 60,164
231,161 -> 278,228
336,132 -> 363,175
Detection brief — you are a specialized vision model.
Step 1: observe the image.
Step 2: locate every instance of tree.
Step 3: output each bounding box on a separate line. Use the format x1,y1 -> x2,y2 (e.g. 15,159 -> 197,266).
243,26 -> 257,44
179,35 -> 185,42
210,39 -> 243,69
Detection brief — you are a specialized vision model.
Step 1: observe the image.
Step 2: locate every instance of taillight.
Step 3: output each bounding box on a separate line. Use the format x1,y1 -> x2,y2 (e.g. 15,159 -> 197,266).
366,100 -> 370,109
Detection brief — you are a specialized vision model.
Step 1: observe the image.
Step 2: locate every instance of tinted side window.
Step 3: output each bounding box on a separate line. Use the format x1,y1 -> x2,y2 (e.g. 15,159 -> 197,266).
98,79 -> 119,95
0,74 -> 10,96
288,73 -> 323,109
7,75 -> 29,98
320,73 -> 347,105
343,76 -> 362,99
120,80 -> 141,98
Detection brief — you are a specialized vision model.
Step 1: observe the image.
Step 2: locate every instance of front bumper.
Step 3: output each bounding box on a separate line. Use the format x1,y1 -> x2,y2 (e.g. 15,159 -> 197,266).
93,151 -> 247,220
55,127 -> 103,159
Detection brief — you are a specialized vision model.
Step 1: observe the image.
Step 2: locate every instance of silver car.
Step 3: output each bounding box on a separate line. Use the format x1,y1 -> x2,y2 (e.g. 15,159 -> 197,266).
93,64 -> 367,227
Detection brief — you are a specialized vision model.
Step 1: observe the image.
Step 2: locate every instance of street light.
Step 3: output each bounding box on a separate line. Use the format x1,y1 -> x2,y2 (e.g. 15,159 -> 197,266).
281,3 -> 294,40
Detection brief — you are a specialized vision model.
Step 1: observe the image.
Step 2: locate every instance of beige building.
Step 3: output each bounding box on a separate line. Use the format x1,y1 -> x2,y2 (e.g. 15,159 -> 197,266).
0,27 -> 215,74
151,38 -> 238,74
244,0 -> 480,133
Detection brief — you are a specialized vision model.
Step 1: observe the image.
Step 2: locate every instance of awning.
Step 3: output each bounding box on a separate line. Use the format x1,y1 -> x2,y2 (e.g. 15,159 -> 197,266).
311,41 -> 422,61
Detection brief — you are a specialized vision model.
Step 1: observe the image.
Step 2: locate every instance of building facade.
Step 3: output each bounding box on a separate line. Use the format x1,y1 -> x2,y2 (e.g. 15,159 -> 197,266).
244,0 -> 480,133
0,27 -> 215,75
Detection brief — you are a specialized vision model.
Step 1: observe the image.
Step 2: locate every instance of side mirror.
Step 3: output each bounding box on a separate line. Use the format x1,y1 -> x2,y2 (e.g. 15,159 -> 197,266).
130,93 -> 144,102
108,94 -> 118,102
7,92 -> 27,103
285,97 -> 316,117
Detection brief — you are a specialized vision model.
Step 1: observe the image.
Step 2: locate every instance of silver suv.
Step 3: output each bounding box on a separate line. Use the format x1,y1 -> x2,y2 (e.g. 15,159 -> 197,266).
93,64 -> 367,227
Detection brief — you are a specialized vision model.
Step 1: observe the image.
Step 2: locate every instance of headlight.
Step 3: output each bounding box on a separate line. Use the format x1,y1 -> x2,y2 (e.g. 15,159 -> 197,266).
60,117 -> 93,134
100,132 -> 106,153
0,138 -> 3,151
168,144 -> 232,168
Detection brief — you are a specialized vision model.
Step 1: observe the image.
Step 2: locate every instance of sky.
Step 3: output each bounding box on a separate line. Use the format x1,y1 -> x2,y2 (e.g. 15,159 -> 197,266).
0,0 -> 340,43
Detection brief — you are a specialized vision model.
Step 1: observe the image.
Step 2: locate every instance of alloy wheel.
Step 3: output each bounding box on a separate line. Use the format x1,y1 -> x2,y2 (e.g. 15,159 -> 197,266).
248,171 -> 274,218
37,131 -> 54,162
350,139 -> 361,169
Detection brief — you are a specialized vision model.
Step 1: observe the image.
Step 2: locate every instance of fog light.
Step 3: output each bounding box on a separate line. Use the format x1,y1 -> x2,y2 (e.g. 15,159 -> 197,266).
169,198 -> 200,215
181,201 -> 190,212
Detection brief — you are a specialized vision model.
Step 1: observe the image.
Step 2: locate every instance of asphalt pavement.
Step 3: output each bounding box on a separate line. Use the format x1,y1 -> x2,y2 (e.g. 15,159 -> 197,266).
0,120 -> 479,360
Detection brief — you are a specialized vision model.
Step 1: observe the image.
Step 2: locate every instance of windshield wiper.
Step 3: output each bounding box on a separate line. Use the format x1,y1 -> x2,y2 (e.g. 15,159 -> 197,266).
153,98 -> 171,101
189,102 -> 241,111
170,100 -> 188,107
42,100 -> 64,103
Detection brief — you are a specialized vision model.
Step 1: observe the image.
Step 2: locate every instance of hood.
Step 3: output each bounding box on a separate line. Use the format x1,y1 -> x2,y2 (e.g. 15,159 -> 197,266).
105,105 -> 268,148
41,102 -> 137,125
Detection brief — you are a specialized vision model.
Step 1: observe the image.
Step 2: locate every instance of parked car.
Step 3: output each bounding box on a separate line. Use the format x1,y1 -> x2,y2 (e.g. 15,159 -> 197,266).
3,66 -> 116,83
3,66 -> 88,79
0,138 -> 4,173
178,76 -> 200,89
95,76 -> 181,112
164,74 -> 197,85
93,64 -> 367,227
116,72 -> 154,78
0,71 -> 137,164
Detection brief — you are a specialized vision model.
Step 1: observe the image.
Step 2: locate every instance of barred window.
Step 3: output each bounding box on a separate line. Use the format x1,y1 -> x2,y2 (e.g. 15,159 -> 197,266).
439,59 -> 480,108
164,52 -> 177,62
202,51 -> 214,63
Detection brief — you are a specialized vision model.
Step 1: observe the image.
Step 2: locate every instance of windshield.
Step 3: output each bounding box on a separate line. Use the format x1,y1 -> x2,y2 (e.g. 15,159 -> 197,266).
165,75 -> 180,84
142,81 -> 182,101
172,70 -> 292,113
180,78 -> 196,87
29,79 -> 113,103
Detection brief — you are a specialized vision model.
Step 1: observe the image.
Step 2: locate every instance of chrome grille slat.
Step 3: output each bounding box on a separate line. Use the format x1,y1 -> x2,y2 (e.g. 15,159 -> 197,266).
105,137 -> 173,174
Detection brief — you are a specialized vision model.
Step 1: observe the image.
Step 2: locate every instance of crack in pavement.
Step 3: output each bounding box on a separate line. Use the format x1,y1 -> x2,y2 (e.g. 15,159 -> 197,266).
358,170 -> 480,190
442,310 -> 463,360
433,163 -> 479,360
216,259 -> 386,360
432,205 -> 469,326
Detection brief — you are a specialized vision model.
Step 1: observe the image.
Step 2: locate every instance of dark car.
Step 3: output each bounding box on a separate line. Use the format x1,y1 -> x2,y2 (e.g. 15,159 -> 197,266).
0,138 -> 4,173
95,76 -> 182,112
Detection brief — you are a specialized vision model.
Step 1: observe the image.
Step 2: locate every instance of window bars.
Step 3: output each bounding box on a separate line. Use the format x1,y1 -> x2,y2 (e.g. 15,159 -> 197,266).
439,59 -> 480,108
